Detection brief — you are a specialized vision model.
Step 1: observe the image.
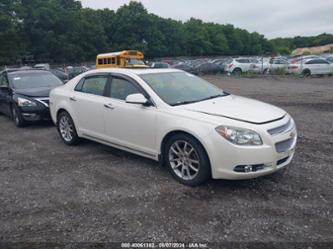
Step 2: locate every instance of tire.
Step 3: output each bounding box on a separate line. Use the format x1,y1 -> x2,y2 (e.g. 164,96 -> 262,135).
302,69 -> 311,77
11,104 -> 26,128
164,133 -> 211,186
57,111 -> 80,145
263,68 -> 269,75
232,68 -> 242,76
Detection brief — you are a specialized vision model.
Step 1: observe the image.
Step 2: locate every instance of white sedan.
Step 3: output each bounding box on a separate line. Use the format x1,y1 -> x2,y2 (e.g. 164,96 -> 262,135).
50,69 -> 297,186
288,58 -> 333,76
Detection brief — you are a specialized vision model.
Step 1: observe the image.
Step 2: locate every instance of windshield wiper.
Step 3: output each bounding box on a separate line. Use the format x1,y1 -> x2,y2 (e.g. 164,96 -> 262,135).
171,100 -> 201,106
197,93 -> 228,102
171,93 -> 228,106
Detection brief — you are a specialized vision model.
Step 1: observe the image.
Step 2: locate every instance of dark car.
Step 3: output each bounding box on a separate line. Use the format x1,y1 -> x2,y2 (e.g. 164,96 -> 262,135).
173,63 -> 196,74
194,62 -> 223,75
0,69 -> 63,127
51,68 -> 69,82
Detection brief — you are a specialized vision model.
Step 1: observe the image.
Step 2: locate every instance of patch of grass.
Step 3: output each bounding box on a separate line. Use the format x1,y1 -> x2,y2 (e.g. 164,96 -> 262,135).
272,68 -> 288,75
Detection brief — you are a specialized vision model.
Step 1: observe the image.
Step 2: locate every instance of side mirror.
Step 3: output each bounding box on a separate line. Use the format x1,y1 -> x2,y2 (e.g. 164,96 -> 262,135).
126,93 -> 150,106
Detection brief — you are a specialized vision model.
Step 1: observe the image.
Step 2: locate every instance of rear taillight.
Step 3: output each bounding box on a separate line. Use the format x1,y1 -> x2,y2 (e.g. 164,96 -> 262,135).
228,64 -> 233,68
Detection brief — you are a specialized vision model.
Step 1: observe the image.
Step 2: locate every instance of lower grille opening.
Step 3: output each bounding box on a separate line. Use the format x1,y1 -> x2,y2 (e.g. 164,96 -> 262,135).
275,138 -> 294,153
277,156 -> 289,165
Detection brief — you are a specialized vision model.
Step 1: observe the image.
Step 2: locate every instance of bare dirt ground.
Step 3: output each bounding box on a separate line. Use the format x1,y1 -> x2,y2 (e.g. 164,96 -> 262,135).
0,75 -> 332,247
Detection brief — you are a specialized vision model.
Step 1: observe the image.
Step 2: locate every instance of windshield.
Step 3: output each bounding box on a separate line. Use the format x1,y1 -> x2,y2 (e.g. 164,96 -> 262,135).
127,58 -> 145,65
9,71 -> 63,89
140,72 -> 227,106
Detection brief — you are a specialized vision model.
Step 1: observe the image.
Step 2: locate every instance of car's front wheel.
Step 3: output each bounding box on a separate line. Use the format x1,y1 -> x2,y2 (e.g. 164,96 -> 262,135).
11,105 -> 26,128
57,111 -> 80,145
164,133 -> 211,186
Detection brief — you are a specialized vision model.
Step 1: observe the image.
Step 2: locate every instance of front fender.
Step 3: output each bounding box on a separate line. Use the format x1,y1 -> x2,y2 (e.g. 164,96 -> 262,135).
51,98 -> 79,135
156,112 -> 215,158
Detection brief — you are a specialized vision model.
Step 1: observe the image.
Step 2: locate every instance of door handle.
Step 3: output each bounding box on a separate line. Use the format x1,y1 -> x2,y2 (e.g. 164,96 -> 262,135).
104,103 -> 115,110
70,96 -> 77,101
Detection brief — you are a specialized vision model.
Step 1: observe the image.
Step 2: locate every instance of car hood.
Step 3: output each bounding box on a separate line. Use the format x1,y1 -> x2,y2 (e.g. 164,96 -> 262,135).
177,95 -> 286,124
14,86 -> 56,97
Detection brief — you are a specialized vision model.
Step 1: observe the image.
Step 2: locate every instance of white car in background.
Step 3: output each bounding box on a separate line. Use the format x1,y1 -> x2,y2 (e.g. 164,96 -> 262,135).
225,58 -> 269,75
50,68 -> 297,186
268,57 -> 289,74
34,63 -> 51,71
288,58 -> 333,76
249,58 -> 270,74
225,58 -> 253,75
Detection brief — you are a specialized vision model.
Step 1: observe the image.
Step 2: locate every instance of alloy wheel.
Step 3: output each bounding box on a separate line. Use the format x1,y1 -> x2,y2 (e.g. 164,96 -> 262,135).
59,115 -> 74,142
168,140 -> 200,180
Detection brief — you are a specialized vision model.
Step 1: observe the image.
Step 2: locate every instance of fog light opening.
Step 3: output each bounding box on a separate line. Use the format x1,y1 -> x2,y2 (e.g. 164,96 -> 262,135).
244,165 -> 252,173
234,164 -> 265,173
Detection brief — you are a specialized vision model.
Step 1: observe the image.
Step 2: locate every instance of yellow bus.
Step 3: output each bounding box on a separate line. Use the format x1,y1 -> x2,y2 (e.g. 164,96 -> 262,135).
96,50 -> 148,69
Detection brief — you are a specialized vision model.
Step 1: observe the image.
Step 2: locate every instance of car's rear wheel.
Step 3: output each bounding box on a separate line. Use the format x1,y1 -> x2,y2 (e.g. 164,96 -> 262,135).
232,68 -> 242,76
164,133 -> 211,186
302,69 -> 311,77
11,105 -> 26,128
57,111 -> 80,145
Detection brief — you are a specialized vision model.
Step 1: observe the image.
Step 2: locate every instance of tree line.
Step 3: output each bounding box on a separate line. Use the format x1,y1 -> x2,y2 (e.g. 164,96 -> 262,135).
1,0 -> 333,65
270,33 -> 333,55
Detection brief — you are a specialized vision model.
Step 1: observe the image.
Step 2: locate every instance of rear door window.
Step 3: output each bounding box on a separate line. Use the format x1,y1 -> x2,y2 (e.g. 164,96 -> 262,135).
316,59 -> 329,64
305,60 -> 316,64
305,59 -> 329,64
236,59 -> 248,63
77,75 -> 108,96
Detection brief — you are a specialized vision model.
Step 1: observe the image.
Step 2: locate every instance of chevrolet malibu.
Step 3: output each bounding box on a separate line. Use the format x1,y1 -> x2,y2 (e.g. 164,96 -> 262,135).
49,69 -> 297,186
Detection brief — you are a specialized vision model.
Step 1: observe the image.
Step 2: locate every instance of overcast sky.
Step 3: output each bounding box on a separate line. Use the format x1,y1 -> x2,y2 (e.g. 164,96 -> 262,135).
80,0 -> 333,39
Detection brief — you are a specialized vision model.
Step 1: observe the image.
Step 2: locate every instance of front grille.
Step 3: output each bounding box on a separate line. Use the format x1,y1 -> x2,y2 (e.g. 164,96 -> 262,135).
275,138 -> 294,153
35,98 -> 50,107
41,99 -> 50,106
268,118 -> 293,136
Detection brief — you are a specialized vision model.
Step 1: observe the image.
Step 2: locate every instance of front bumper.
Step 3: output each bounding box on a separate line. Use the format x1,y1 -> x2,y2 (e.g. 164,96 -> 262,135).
207,115 -> 297,180
21,111 -> 51,121
19,102 -> 51,122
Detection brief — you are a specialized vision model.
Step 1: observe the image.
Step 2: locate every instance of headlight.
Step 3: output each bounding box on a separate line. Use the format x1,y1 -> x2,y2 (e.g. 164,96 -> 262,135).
17,97 -> 37,107
215,126 -> 263,145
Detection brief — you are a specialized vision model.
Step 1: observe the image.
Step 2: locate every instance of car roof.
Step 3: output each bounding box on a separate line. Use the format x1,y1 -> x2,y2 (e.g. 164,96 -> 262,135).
85,68 -> 182,75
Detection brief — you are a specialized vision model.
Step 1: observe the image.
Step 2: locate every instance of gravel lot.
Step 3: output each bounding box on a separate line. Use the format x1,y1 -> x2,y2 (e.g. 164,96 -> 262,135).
0,75 -> 332,247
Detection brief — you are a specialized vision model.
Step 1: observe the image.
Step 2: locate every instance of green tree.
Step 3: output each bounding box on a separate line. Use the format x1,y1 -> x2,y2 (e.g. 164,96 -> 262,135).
0,0 -> 23,64
1,0 -> 333,65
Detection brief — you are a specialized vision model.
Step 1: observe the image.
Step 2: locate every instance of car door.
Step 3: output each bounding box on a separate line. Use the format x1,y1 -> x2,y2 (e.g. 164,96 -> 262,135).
70,74 -> 110,138
244,59 -> 252,72
304,60 -> 316,74
280,59 -> 289,70
0,73 -> 12,116
103,74 -> 157,156
274,59 -> 288,71
317,59 -> 331,74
